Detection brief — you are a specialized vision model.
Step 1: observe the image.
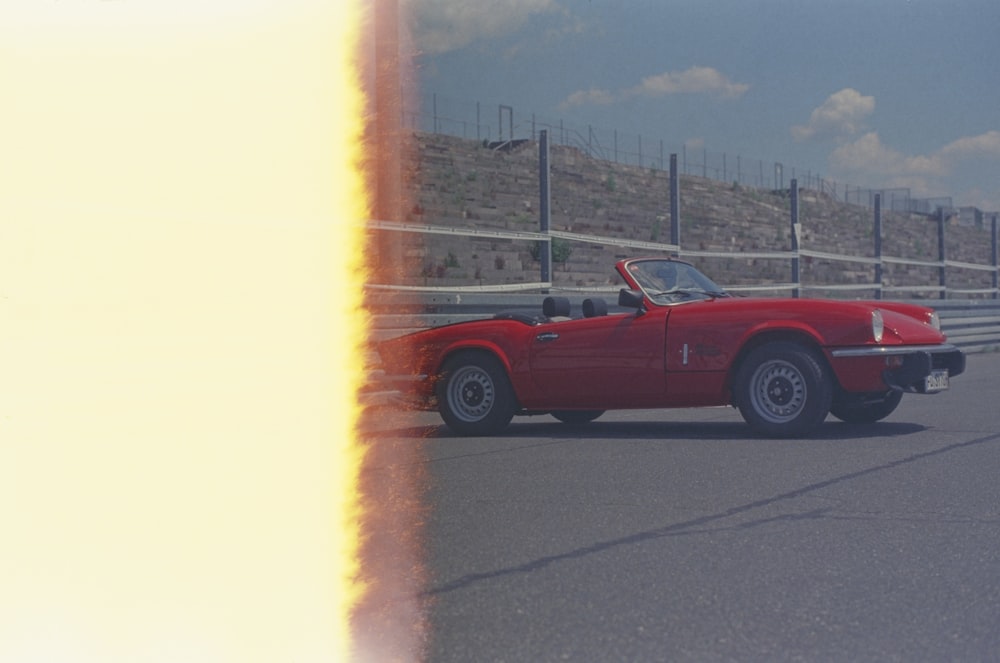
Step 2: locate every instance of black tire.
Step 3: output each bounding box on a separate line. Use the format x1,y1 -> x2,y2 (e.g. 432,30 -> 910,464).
551,410 -> 605,425
734,342 -> 833,438
830,390 -> 903,424
436,353 -> 515,436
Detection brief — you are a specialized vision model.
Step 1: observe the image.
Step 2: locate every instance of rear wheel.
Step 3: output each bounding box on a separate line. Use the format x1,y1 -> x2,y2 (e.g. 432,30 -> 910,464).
735,342 -> 832,438
551,410 -> 605,425
436,353 -> 515,436
830,390 -> 902,423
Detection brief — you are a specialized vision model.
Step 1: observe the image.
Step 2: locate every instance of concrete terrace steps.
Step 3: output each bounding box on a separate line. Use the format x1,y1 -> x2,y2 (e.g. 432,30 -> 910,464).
396,132 -> 997,293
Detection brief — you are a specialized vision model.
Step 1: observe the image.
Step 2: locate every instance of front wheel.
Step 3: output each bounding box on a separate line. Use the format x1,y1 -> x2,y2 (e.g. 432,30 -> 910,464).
734,342 -> 832,438
436,353 -> 515,436
830,390 -> 902,423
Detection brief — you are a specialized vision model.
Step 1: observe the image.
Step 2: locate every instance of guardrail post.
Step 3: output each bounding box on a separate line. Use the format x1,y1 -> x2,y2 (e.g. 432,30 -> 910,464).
790,178 -> 800,298
874,193 -> 883,300
539,129 -> 552,287
669,154 -> 680,256
937,207 -> 947,300
993,213 -> 999,300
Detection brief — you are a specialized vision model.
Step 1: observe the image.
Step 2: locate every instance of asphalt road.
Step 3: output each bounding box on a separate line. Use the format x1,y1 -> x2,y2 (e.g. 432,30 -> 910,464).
369,352 -> 1000,662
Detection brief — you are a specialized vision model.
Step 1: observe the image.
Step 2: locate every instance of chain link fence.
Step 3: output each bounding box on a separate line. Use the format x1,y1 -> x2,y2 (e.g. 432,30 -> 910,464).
407,92 -> 997,221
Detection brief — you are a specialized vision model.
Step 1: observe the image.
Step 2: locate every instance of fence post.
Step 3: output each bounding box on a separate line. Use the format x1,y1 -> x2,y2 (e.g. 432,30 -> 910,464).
874,193 -> 883,300
790,178 -> 800,298
539,130 -> 552,287
670,154 -> 680,256
937,207 -> 947,300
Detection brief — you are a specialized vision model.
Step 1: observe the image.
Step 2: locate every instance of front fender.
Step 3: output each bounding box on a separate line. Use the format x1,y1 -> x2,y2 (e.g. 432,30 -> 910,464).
667,313 -> 827,373
736,319 -> 827,352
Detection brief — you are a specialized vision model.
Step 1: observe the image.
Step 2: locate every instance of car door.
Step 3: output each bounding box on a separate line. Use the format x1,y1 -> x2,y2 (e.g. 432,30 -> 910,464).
527,309 -> 669,409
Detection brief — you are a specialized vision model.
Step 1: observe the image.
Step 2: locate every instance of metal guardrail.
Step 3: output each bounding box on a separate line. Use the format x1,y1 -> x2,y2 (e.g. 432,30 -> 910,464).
928,300 -> 1000,353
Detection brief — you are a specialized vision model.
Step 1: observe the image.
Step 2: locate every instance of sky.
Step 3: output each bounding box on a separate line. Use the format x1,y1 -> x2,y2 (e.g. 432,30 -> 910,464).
409,0 -> 1000,212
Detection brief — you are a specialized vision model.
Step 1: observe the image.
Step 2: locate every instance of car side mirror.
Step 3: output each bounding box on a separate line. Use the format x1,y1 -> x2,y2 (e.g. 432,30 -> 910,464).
618,288 -> 646,315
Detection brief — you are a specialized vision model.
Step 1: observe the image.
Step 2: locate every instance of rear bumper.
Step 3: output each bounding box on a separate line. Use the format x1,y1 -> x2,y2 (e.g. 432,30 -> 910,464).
830,344 -> 966,393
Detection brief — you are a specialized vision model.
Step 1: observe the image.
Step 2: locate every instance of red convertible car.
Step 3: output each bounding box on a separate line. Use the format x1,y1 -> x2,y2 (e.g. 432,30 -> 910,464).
378,258 -> 965,437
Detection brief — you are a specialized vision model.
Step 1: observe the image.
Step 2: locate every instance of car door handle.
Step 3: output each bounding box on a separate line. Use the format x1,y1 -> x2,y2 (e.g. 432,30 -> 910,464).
535,332 -> 559,342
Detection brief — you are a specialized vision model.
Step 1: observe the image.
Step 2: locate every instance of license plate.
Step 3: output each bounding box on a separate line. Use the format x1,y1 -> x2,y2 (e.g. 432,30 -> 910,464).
924,369 -> 950,392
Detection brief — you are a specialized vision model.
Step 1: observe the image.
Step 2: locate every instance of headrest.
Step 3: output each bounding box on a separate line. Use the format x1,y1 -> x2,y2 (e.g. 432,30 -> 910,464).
542,296 -> 571,318
582,298 -> 608,317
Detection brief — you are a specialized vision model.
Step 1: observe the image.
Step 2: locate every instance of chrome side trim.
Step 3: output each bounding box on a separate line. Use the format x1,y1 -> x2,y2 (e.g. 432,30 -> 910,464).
830,343 -> 959,358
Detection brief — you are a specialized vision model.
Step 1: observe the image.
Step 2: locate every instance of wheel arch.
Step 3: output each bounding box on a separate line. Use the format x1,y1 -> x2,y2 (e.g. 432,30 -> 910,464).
434,341 -> 512,375
434,343 -> 521,407
727,328 -> 839,401
435,346 -> 519,435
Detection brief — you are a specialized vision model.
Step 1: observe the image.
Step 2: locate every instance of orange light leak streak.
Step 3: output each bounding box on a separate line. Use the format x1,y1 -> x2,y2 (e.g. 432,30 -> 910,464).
354,1 -> 429,660
0,1 -> 388,661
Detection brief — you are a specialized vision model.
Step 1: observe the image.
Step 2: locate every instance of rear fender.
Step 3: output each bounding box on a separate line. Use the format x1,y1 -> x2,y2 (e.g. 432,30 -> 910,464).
434,340 -> 539,407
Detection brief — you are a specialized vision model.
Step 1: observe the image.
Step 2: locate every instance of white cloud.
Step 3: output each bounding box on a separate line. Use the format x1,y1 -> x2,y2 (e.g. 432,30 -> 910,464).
829,130 -> 1000,203
411,0 -> 560,55
791,88 -> 875,142
830,132 -> 944,178
561,87 -> 616,107
829,133 -> 942,197
559,66 -> 748,109
939,130 -> 1000,160
629,66 -> 749,99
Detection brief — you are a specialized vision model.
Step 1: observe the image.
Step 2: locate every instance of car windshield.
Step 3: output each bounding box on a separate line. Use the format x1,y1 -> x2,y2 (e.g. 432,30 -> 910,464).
626,259 -> 730,303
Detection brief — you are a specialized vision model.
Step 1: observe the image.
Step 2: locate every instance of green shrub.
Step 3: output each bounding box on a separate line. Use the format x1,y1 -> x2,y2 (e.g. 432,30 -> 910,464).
530,238 -> 573,263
